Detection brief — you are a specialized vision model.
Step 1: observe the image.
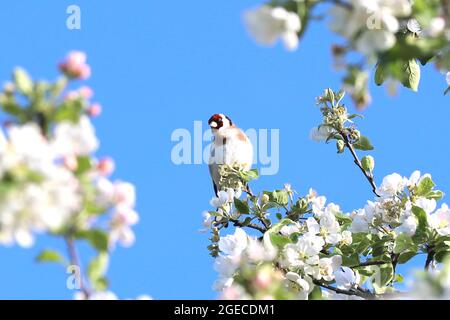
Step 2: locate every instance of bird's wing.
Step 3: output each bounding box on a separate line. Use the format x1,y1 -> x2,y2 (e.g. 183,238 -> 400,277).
208,145 -> 220,196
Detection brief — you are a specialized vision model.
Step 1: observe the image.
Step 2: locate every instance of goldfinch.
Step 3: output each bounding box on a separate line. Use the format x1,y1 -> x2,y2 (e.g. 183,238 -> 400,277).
208,114 -> 253,195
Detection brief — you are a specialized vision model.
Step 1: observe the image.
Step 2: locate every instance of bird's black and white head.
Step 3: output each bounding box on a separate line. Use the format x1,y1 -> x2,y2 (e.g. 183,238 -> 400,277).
208,114 -> 233,132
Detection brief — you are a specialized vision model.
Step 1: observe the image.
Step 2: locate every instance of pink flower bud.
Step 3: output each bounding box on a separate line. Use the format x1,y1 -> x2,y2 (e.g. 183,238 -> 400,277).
78,64 -> 91,80
88,103 -> 102,117
67,51 -> 87,66
97,157 -> 115,176
59,51 -> 91,80
78,86 -> 94,99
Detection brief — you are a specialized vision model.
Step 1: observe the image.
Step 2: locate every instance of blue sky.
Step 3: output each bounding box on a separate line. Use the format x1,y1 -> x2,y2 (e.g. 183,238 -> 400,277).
0,1 -> 448,299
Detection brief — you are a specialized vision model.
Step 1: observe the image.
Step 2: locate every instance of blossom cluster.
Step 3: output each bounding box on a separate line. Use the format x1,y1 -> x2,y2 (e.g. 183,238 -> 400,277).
203,169 -> 450,299
243,0 -> 450,106
0,51 -> 142,299
350,171 -> 447,238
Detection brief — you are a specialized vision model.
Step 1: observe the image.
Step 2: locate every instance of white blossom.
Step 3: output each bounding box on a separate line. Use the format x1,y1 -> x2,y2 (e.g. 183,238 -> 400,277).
218,228 -> 248,256
283,233 -> 324,268
378,173 -> 406,197
329,0 -> 412,56
335,267 -> 360,290
244,6 -> 301,51
53,116 -> 99,156
285,272 -> 313,299
426,17 -> 446,37
280,224 -> 300,236
429,204 -> 450,236
396,214 -> 418,236
341,230 -> 353,245
199,211 -> 213,233
415,198 -> 437,215
311,255 -> 342,281
306,213 -> 342,245
309,126 -> 334,142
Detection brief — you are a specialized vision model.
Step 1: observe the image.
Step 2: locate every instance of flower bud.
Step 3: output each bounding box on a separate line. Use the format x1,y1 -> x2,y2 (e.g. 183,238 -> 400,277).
261,194 -> 270,204
97,157 -> 115,176
336,140 -> 345,153
324,88 -> 335,105
361,155 -> 375,173
88,103 -> 102,117
59,51 -> 91,80
78,86 -> 94,99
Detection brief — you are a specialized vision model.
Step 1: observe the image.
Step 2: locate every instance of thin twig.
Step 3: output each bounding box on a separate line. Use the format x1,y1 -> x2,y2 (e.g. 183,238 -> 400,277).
244,184 -> 254,197
324,0 -> 352,9
228,217 -> 267,234
313,280 -> 375,299
341,133 -> 380,197
350,260 -> 387,268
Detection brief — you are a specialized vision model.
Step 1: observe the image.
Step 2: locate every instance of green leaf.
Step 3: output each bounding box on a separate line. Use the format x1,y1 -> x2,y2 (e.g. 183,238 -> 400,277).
353,136 -> 374,151
394,273 -> 404,284
378,264 -> 394,287
435,249 -> 450,263
412,205 -> 429,242
76,229 -> 109,252
52,100 -> 83,123
417,176 -> 435,196
394,234 -> 415,254
75,156 -> 92,176
92,277 -> 109,291
374,63 -> 386,86
397,250 -> 417,264
342,253 -> 360,267
426,190 -> 444,201
401,59 -> 421,92
270,190 -> 289,206
239,169 -> 259,182
87,252 -> 109,284
234,198 -> 250,214
267,218 -> 295,248
354,236 -> 371,255
334,212 -> 352,225
36,249 -> 66,264
308,285 -> 322,300
347,114 -> 363,120
13,67 -> 33,96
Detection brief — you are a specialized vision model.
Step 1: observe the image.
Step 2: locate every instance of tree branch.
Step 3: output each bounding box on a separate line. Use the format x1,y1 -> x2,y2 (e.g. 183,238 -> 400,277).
228,217 -> 267,234
341,133 -> 380,197
313,280 -> 375,299
425,250 -> 435,271
323,0 -> 352,9
350,260 -> 387,268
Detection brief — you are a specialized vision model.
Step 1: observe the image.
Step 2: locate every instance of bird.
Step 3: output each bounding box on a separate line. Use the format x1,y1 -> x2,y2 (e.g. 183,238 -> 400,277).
208,113 -> 253,195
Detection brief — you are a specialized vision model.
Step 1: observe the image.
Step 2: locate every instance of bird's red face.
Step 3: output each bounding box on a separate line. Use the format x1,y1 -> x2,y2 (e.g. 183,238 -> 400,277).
208,114 -> 232,130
